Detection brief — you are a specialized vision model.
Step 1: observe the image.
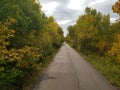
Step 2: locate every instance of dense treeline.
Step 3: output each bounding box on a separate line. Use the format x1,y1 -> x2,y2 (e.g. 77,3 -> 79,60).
66,6 -> 120,62
66,1 -> 120,88
0,0 -> 64,89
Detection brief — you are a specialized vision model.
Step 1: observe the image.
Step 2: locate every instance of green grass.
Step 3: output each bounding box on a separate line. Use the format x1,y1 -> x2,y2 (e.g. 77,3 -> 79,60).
82,54 -> 120,90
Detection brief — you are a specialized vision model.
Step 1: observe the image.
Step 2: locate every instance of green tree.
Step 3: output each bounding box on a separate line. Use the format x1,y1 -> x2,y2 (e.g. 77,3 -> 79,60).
0,0 -> 64,89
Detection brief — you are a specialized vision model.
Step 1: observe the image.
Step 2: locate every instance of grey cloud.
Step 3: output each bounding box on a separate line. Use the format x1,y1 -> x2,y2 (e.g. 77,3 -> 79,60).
52,5 -> 83,36
83,0 -> 95,6
111,13 -> 119,18
40,0 -> 118,36
40,0 -> 80,36
40,0 -> 69,4
90,0 -> 118,19
53,5 -> 81,21
91,1 -> 113,13
81,0 -> 118,22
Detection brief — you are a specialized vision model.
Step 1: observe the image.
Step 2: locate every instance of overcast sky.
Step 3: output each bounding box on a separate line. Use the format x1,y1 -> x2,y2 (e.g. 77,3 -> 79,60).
39,0 -> 119,36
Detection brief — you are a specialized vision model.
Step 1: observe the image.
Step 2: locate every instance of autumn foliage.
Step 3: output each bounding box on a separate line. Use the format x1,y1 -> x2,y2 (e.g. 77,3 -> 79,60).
66,2 -> 120,88
66,3 -> 120,63
0,0 -> 64,89
107,34 -> 120,62
0,18 -> 40,89
112,0 -> 120,16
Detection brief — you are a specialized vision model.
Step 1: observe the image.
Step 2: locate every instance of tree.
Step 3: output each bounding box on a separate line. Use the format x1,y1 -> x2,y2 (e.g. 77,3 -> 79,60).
0,0 -> 64,89
107,34 -> 120,62
112,0 -> 120,20
66,7 -> 111,55
0,0 -> 45,49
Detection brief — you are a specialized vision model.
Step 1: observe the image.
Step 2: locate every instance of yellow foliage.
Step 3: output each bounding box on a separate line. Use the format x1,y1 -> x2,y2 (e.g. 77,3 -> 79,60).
0,18 -> 15,48
107,34 -> 120,62
0,67 -> 4,71
112,0 -> 120,15
0,19 -> 40,69
18,46 -> 40,58
0,19 -> 16,62
7,46 -> 40,68
97,40 -> 107,51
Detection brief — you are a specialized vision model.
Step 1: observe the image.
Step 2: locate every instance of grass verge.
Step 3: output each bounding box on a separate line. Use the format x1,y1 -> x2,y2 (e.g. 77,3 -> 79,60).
82,54 -> 120,90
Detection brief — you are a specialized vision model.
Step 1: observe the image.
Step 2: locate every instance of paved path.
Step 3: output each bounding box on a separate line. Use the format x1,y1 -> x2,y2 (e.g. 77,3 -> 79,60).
34,43 -> 117,90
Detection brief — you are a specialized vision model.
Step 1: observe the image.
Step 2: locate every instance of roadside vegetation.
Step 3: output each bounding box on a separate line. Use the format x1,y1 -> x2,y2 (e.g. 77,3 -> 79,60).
66,0 -> 120,89
0,0 -> 64,90
83,54 -> 120,90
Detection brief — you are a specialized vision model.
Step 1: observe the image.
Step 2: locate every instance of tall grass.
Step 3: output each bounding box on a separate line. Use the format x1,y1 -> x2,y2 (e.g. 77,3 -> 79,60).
83,54 -> 120,90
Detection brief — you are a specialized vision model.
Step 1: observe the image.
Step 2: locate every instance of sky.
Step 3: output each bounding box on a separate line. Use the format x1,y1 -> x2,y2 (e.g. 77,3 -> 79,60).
39,0 -> 119,36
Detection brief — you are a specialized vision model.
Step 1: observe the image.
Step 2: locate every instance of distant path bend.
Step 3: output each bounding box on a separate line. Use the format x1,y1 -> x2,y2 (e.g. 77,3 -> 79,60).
34,43 -> 117,90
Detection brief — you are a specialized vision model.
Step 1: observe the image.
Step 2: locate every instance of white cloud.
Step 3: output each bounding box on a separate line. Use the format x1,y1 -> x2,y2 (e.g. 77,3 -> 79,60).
41,2 -> 59,16
58,20 -> 71,25
89,0 -> 106,6
110,18 -> 117,23
67,0 -> 85,10
40,0 -> 118,36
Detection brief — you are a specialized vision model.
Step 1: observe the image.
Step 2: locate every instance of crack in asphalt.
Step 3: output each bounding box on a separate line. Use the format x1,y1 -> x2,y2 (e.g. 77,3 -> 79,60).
73,67 -> 81,90
66,47 -> 81,90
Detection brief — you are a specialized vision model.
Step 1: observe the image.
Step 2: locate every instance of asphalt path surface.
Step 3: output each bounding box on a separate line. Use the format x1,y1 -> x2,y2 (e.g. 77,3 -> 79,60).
34,43 -> 117,90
